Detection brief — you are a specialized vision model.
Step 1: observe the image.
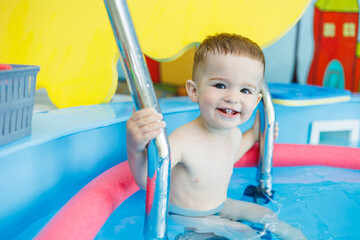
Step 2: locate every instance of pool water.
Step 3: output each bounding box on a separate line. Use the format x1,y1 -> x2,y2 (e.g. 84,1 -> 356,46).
96,166 -> 360,240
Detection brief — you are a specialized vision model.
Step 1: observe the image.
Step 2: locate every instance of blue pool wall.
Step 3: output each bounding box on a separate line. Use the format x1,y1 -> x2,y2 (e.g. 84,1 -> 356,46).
275,98 -> 360,144
0,98 -> 200,238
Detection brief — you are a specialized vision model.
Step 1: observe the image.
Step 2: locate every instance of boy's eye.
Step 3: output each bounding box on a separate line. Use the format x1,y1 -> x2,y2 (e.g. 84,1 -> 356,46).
214,83 -> 226,89
241,88 -> 252,94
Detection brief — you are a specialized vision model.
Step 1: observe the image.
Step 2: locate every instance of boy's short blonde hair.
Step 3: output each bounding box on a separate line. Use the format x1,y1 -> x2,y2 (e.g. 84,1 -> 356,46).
193,33 -> 265,82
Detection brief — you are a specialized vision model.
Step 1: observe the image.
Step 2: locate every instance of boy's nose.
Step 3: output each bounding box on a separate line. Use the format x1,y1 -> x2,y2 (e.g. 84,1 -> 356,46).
224,92 -> 239,103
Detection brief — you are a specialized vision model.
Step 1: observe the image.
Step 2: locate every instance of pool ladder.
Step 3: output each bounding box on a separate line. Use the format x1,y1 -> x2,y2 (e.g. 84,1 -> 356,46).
104,0 -> 275,238
243,80 -> 276,204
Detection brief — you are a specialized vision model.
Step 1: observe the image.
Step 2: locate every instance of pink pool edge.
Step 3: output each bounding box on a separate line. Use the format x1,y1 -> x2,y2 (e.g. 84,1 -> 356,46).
35,143 -> 360,240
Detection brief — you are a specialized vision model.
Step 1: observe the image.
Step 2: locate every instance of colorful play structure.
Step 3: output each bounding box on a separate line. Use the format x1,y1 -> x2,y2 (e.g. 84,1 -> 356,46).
1,0 -> 360,239
308,0 -> 360,92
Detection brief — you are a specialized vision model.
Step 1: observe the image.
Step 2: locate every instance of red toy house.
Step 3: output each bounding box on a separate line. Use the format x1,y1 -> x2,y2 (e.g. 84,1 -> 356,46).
307,0 -> 360,92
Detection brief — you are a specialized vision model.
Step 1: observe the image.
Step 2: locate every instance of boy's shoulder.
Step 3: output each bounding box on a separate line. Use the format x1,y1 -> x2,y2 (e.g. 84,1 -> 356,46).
168,120 -> 200,165
232,126 -> 242,136
231,127 -> 243,144
169,119 -> 207,150
170,120 -> 197,140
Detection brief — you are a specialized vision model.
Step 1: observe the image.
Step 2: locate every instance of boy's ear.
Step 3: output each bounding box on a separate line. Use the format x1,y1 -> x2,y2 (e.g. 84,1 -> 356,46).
185,79 -> 199,103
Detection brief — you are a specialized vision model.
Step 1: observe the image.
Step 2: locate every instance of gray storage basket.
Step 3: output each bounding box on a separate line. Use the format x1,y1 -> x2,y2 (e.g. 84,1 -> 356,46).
0,64 -> 40,146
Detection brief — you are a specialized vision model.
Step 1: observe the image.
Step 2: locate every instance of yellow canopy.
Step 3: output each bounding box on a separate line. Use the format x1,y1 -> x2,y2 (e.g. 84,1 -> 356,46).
0,0 -> 311,108
129,0 -> 311,61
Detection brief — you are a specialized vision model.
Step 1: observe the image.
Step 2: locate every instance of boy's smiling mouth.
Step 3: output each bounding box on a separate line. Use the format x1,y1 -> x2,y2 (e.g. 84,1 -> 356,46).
217,108 -> 240,118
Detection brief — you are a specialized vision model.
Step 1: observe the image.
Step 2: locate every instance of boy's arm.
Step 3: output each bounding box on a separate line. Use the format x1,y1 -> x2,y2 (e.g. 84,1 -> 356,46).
236,127 -> 258,161
126,108 -> 166,190
235,112 -> 260,161
236,111 -> 279,162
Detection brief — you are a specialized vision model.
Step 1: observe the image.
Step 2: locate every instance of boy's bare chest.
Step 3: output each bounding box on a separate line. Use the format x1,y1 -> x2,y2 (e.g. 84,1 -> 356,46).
181,141 -> 236,180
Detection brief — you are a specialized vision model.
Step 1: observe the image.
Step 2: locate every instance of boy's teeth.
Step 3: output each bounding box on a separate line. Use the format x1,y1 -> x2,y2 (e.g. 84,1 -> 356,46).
226,109 -> 233,114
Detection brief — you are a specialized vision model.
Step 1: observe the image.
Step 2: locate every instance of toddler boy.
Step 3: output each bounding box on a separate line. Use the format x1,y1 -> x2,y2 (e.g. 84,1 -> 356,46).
127,33 -> 306,239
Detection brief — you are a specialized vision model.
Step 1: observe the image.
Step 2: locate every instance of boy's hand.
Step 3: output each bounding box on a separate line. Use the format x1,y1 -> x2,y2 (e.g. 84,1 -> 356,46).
126,108 -> 166,153
274,121 -> 279,140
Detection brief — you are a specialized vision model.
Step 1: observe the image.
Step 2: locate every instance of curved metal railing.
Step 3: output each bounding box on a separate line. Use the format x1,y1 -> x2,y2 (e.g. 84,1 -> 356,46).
104,0 -> 170,239
258,80 -> 276,197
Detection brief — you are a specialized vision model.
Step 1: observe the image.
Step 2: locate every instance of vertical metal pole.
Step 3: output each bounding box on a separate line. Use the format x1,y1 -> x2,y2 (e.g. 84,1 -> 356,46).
104,1 -> 170,239
258,79 -> 275,196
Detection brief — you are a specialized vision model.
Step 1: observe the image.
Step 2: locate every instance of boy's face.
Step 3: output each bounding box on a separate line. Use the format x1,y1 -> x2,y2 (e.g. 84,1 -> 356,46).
188,53 -> 263,130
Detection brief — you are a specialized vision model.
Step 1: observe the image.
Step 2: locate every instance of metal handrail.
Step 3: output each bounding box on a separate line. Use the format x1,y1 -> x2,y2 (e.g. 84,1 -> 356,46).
104,0 -> 170,239
258,79 -> 276,196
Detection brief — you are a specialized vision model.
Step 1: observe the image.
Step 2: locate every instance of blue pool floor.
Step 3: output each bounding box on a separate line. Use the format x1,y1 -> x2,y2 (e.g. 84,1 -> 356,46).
95,166 -> 360,240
